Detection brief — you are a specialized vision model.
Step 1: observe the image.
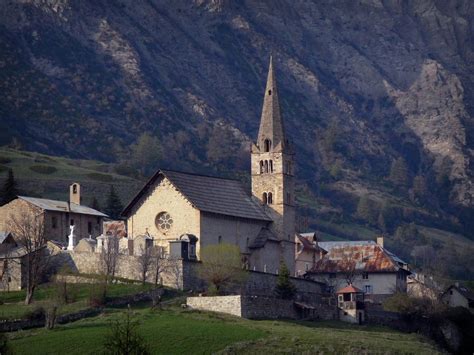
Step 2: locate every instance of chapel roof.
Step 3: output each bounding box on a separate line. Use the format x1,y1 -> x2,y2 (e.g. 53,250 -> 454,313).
122,169 -> 272,222
17,196 -> 107,217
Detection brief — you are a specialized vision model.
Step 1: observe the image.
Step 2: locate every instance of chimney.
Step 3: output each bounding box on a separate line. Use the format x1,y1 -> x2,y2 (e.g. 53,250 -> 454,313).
69,183 -> 81,205
376,236 -> 384,248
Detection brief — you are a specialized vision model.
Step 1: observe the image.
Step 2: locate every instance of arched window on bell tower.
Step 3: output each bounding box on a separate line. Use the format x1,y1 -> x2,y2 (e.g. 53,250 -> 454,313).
269,160 -> 273,173
268,192 -> 273,204
260,161 -> 264,174
264,139 -> 272,152
262,192 -> 268,205
264,160 -> 269,173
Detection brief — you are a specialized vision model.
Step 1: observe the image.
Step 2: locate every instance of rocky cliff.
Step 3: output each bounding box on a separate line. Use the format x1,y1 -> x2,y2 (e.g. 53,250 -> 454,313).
0,0 -> 473,212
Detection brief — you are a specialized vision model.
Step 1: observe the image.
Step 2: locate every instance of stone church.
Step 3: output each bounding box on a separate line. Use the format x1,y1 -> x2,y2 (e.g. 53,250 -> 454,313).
122,57 -> 296,274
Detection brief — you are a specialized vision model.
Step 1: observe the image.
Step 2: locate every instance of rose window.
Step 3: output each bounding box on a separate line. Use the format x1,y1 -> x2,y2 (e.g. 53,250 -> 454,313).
156,212 -> 173,232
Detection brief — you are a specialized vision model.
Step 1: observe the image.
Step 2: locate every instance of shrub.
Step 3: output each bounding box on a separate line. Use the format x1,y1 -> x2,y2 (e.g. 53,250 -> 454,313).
87,172 -> 114,182
29,165 -> 57,174
0,332 -> 10,354
89,282 -> 107,307
103,310 -> 150,355
25,306 -> 45,321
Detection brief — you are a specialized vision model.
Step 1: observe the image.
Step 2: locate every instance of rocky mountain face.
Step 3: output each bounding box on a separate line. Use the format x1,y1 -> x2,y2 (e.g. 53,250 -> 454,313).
1,0 -> 473,218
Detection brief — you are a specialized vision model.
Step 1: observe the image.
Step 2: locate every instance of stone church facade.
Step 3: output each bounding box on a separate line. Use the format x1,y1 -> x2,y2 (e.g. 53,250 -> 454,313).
122,58 -> 296,275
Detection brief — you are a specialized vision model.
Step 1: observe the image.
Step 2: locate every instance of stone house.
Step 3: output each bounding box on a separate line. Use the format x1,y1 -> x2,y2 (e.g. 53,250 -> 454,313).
0,183 -> 107,245
441,283 -> 474,311
295,233 -> 327,276
122,57 -> 296,275
407,272 -> 441,300
305,238 -> 410,301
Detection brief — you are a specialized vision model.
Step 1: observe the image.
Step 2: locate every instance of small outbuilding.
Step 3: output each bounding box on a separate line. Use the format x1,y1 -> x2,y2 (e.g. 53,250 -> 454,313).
441,283 -> 474,311
336,284 -> 365,324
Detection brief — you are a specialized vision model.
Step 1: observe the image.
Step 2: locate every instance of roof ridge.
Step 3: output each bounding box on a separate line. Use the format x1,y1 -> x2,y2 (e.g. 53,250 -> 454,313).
161,169 -> 242,182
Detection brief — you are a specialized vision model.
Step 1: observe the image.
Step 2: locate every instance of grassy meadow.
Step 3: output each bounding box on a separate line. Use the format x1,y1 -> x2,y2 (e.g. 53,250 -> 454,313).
5,305 -> 440,355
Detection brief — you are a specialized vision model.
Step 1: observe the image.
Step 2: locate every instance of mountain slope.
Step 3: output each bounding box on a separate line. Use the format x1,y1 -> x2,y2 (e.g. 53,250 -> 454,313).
0,1 -> 474,245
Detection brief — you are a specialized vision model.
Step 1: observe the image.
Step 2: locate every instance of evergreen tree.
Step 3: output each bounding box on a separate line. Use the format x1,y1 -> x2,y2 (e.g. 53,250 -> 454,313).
0,169 -> 19,206
105,186 -> 123,220
274,260 -> 296,300
90,196 -> 101,212
389,157 -> 409,189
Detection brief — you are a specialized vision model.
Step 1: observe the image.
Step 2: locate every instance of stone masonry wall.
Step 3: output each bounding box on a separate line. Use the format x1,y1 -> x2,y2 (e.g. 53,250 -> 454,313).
187,295 -> 242,317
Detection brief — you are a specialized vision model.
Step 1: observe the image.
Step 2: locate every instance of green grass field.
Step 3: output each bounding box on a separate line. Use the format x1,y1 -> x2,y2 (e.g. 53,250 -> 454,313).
0,282 -> 154,320
5,305 -> 439,354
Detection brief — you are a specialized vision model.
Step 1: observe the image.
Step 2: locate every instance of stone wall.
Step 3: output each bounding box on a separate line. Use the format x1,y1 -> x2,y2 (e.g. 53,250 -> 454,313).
187,295 -> 242,317
69,251 -> 185,289
59,252 -> 324,296
241,295 -> 297,319
186,295 -> 333,320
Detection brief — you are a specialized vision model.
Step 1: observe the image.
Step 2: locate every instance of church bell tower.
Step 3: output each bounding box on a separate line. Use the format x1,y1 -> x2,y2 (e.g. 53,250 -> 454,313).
251,56 -> 296,273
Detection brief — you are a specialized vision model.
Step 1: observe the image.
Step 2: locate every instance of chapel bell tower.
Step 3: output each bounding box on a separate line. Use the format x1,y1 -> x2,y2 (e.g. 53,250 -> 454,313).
251,56 -> 296,272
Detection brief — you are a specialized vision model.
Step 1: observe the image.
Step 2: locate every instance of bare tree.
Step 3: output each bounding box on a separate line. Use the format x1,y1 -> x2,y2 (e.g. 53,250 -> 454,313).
7,210 -> 49,305
167,256 -> 183,290
152,246 -> 168,287
100,236 -> 120,285
198,244 -> 246,295
137,245 -> 153,285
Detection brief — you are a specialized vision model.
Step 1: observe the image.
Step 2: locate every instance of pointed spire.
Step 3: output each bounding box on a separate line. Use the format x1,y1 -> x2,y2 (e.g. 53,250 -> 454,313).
257,56 -> 286,151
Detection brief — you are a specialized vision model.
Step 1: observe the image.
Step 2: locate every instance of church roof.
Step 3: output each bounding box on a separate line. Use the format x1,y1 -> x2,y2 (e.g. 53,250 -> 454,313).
122,170 -> 272,222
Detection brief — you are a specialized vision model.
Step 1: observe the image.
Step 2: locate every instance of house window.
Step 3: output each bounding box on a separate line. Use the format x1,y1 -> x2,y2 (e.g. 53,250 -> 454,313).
72,184 -> 77,194
268,90 -> 272,96
362,272 -> 369,279
305,263 -> 309,271
88,222 -> 92,234
329,273 -> 336,279
449,290 -> 453,295
263,264 -> 267,273
70,219 -> 74,226
52,216 -> 57,229
365,285 -> 373,294
218,236 -> 222,244
97,217 -> 100,224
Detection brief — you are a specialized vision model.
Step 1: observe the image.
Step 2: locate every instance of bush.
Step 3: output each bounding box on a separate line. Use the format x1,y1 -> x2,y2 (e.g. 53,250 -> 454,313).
25,306 -> 46,321
29,165 -> 57,174
103,310 -> 150,355
89,283 -> 107,307
0,332 -> 10,354
87,172 -> 114,182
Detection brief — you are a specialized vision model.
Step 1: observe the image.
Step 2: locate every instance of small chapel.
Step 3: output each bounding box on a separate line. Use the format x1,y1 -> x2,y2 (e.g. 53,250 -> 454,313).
122,57 -> 296,275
